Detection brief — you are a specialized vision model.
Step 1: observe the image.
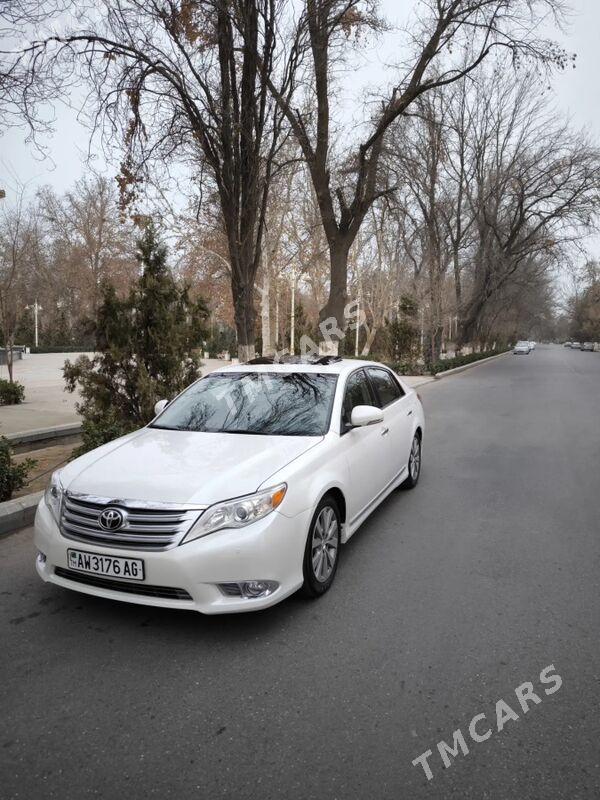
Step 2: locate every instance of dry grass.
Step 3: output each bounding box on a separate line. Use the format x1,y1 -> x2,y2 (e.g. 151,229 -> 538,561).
13,442 -> 79,498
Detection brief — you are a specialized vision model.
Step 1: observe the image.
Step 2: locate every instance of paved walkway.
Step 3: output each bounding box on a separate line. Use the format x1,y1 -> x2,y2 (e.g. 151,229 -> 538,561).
0,353 -> 89,436
0,352 -> 433,436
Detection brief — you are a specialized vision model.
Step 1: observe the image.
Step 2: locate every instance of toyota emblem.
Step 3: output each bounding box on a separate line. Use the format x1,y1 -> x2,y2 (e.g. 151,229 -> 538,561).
99,508 -> 125,531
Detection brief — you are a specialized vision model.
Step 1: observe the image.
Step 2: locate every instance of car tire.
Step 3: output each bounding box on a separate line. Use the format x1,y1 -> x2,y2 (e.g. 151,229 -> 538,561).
301,496 -> 341,598
401,432 -> 422,490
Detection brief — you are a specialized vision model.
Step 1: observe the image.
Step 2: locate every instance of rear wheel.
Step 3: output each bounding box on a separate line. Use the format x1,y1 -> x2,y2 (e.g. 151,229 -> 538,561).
401,433 -> 422,490
301,497 -> 341,598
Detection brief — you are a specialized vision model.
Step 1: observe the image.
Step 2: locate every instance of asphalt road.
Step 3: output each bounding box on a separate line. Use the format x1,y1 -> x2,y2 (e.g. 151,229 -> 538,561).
1,344 -> 599,800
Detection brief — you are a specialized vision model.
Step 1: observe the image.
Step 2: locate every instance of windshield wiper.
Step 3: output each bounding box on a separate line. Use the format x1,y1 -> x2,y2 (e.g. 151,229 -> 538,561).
148,424 -> 320,436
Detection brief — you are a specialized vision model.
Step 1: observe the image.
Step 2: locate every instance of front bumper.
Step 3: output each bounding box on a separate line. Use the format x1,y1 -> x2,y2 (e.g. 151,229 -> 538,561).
34,500 -> 310,614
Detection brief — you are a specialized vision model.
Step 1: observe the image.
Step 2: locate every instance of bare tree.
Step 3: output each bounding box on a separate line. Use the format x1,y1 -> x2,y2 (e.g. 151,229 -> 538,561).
382,67 -> 600,357
348,203 -> 411,356
265,0 -> 571,350
39,175 -> 136,316
568,262 -> 600,341
385,89 -> 454,363
259,155 -> 302,355
0,189 -> 36,380
1,0 -> 288,359
483,262 -> 556,344
459,77 -> 600,344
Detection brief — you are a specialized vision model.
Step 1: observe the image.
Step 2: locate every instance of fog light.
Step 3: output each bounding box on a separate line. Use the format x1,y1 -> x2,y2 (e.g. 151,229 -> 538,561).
37,551 -> 46,564
242,580 -> 278,598
242,581 -> 272,598
218,580 -> 279,599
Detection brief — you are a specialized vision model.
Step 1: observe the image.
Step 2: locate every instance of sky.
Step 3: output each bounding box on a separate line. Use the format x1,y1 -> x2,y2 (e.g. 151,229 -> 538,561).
1,0 -> 600,260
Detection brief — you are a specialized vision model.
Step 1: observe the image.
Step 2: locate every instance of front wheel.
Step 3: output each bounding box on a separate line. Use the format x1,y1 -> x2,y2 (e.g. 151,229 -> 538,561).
301,497 -> 341,598
401,433 -> 422,490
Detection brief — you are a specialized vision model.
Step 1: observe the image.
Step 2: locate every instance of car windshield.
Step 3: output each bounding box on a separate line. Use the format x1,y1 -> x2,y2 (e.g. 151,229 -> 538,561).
151,372 -> 338,436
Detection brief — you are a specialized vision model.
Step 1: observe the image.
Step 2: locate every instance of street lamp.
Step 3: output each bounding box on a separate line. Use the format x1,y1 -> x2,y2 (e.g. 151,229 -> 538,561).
25,300 -> 42,348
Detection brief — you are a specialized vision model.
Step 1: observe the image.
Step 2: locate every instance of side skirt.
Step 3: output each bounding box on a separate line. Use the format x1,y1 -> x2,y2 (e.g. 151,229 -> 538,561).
341,465 -> 408,544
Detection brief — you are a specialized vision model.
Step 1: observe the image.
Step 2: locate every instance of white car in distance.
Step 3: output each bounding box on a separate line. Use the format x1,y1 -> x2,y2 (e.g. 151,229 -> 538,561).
35,358 -> 425,614
513,341 -> 531,354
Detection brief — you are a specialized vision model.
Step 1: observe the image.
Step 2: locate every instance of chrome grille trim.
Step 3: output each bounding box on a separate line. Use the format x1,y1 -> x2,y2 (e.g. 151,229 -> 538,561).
60,492 -> 206,551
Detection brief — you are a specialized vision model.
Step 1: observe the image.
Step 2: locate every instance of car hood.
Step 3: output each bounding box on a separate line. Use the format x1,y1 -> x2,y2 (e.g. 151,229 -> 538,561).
61,427 -> 322,506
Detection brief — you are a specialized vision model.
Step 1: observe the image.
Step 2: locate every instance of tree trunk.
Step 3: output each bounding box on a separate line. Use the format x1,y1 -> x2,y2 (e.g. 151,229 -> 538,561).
452,244 -> 462,309
260,265 -> 273,356
458,274 -> 492,346
290,272 -> 296,354
425,325 -> 443,366
318,240 -> 351,352
232,277 -> 256,361
361,326 -> 377,356
6,339 -> 14,383
425,241 -> 445,367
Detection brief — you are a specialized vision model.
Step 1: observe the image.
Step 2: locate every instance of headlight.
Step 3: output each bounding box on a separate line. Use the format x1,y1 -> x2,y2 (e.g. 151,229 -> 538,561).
44,471 -> 64,523
182,483 -> 287,544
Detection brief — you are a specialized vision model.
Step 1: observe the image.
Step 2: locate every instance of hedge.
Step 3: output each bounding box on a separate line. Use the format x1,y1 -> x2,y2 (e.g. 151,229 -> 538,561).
429,349 -> 509,375
338,352 -> 509,375
0,379 -> 25,405
0,437 -> 36,502
342,355 -> 428,375
30,346 -> 93,354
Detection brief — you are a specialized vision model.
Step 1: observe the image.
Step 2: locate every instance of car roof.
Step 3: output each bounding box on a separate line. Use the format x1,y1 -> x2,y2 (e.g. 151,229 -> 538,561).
206,358 -> 395,378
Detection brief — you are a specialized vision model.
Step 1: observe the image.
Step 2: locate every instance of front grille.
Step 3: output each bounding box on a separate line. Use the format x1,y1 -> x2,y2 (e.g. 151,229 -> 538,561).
60,492 -> 206,551
55,567 -> 192,600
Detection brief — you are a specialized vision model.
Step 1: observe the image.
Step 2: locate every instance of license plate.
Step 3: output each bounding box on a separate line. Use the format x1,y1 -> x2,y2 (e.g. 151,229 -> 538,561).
67,549 -> 145,581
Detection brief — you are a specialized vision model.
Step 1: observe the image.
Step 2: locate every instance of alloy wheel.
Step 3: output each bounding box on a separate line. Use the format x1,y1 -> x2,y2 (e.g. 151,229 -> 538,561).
311,506 -> 339,583
409,436 -> 421,481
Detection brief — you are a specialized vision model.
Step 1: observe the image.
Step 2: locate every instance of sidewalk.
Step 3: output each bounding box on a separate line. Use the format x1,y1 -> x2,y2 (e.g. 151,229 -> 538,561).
0,352 -> 433,436
404,375 -> 435,388
0,353 -> 89,436
0,354 -> 244,435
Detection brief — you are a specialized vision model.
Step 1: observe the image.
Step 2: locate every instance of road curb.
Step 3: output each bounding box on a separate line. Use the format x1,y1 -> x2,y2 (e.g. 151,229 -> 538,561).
7,423 -> 82,453
401,375 -> 436,388
0,490 -> 43,538
433,350 -> 511,379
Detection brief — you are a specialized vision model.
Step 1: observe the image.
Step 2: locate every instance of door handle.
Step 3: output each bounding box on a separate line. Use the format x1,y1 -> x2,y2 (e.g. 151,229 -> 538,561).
381,427 -> 389,436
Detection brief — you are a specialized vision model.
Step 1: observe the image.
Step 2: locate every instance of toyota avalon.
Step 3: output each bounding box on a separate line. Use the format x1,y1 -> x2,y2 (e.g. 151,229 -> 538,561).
34,358 -> 425,614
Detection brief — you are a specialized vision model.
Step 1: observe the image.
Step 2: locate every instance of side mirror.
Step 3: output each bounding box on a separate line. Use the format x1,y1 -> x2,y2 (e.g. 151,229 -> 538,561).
154,399 -> 169,416
350,405 -> 384,428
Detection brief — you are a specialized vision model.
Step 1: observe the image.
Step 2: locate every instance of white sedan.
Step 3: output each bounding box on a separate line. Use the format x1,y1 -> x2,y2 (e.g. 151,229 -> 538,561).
513,341 -> 531,354
35,358 -> 425,614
